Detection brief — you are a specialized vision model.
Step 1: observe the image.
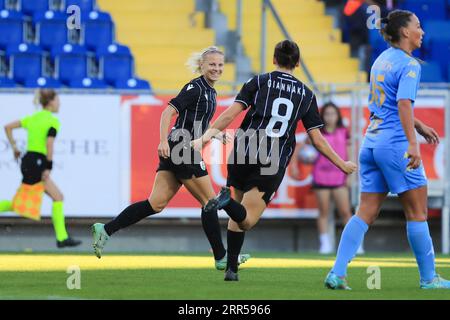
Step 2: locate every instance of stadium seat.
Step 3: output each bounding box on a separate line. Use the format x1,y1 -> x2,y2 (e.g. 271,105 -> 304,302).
21,0 -> 49,16
400,0 -> 447,21
0,1 -> 4,10
7,43 -> 43,84
98,43 -> 133,85
52,43 -> 88,84
82,11 -> 114,51
24,76 -> 62,88
0,10 -> 24,49
420,62 -> 445,82
34,10 -> 68,51
69,77 -> 109,88
428,38 -> 450,72
64,0 -> 95,12
114,77 -> 151,91
423,21 -> 450,46
448,63 -> 450,82
0,76 -> 16,87
368,29 -> 388,64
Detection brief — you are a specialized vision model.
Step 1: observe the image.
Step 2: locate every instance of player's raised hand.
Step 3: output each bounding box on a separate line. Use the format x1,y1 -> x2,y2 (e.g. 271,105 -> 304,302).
406,143 -> 421,170
158,140 -> 170,159
341,161 -> 357,174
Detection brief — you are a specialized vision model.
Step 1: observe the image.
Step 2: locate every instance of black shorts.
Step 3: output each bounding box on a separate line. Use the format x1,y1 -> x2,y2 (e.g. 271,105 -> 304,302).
311,183 -> 346,190
156,139 -> 208,182
226,162 -> 286,205
21,152 -> 47,185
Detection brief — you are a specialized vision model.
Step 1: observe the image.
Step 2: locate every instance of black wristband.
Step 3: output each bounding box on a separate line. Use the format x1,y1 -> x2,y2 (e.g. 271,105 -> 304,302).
46,160 -> 53,170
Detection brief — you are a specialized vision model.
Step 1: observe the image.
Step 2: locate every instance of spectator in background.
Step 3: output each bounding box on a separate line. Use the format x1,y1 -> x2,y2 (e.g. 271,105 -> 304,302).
291,102 -> 363,255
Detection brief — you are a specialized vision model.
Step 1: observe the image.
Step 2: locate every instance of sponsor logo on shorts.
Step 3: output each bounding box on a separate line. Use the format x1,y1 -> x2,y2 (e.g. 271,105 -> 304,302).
200,161 -> 206,171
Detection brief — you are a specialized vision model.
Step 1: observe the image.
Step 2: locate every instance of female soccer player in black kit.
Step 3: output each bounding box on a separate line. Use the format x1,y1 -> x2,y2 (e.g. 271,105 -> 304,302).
92,47 -> 249,269
193,40 -> 357,281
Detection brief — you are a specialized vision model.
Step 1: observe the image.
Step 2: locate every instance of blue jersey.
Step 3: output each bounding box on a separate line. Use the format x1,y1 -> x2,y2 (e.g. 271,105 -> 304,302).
363,47 -> 421,149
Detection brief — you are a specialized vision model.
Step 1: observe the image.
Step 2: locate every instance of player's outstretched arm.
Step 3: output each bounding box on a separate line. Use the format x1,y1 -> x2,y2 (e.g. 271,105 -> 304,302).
307,128 -> 356,174
4,120 -> 21,161
192,101 -> 245,151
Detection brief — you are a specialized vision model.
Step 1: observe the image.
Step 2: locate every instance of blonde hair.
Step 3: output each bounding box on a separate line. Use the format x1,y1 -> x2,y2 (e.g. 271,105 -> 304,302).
186,46 -> 224,74
33,89 -> 57,108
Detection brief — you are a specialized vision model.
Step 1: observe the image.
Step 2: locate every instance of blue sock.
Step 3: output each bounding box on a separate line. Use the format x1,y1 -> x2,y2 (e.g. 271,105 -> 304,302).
331,215 -> 368,277
407,221 -> 436,282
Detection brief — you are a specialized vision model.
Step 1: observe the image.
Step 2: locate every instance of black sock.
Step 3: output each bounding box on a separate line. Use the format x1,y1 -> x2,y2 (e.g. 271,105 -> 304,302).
104,200 -> 157,236
227,229 -> 245,273
201,208 -> 226,260
223,199 -> 247,223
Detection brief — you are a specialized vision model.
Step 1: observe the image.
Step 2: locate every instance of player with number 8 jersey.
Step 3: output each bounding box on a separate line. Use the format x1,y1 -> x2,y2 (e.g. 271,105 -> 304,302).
192,40 -> 357,281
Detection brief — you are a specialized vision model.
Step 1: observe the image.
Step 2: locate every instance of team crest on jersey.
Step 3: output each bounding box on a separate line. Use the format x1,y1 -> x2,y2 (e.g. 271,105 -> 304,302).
186,84 -> 194,91
200,161 -> 206,171
407,71 -> 417,78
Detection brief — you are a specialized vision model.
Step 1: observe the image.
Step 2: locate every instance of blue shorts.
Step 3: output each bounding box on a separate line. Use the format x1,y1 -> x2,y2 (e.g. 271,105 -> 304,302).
359,147 -> 427,194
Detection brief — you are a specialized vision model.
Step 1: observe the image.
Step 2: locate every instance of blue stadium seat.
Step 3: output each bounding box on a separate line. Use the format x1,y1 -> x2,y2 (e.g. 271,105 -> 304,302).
0,76 -> 17,87
423,21 -> 450,47
7,43 -> 43,84
0,10 -> 24,49
82,11 -> 114,51
34,10 -> 68,51
369,29 -> 388,64
400,0 -> 447,21
24,76 -> 62,88
114,78 -> 151,91
69,77 -> 108,88
65,0 -> 95,12
0,1 -> 4,10
429,38 -> 450,72
21,0 -> 49,16
448,63 -> 450,82
52,44 -> 88,84
421,62 -> 445,82
98,43 -> 133,84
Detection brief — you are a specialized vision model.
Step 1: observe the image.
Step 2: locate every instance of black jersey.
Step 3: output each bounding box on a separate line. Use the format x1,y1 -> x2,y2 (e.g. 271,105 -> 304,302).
233,71 -> 323,169
168,76 -> 217,141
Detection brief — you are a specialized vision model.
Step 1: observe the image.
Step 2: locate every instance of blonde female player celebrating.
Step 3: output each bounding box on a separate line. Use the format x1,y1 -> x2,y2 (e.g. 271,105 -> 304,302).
92,46 -> 249,269
192,40 -> 357,281
1,89 -> 81,248
325,10 -> 450,290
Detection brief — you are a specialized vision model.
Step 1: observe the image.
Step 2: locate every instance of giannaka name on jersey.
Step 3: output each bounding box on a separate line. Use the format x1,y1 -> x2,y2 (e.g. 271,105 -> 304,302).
267,79 -> 306,96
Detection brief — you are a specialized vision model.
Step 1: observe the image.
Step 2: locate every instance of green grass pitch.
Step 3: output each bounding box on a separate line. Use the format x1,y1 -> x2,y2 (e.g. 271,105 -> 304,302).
1,252 -> 450,300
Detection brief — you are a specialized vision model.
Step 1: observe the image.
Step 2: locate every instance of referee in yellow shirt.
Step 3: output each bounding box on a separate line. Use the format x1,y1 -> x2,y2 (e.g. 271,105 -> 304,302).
1,89 -> 81,248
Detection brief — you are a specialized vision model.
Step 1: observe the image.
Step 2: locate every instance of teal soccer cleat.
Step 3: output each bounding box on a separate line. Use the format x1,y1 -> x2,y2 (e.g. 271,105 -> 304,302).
205,186 -> 231,212
420,275 -> 450,289
92,223 -> 110,259
324,272 -> 352,290
215,253 -> 251,270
